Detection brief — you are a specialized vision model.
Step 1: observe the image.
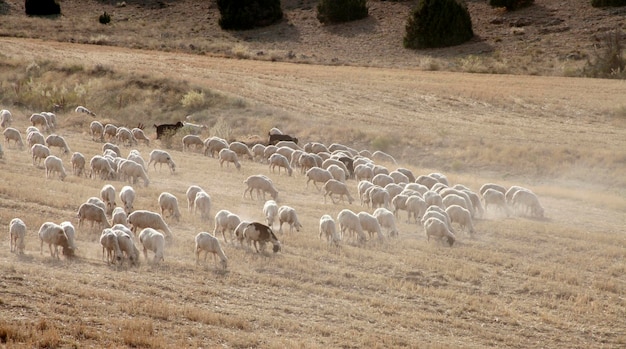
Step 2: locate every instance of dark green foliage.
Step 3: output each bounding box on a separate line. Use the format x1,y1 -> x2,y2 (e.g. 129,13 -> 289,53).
99,11 -> 111,25
404,0 -> 473,49
24,0 -> 60,16
488,0 -> 534,10
591,0 -> 626,7
316,0 -> 368,24
217,0 -> 283,30
583,29 -> 626,79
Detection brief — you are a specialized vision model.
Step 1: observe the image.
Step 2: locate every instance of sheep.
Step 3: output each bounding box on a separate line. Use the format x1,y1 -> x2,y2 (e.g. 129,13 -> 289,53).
3,127 -> 24,149
234,221 -> 250,245
182,121 -> 208,135
326,164 -> 346,183
195,232 -> 228,269
275,141 -> 301,151
354,164 -> 374,182
158,192 -> 181,222
243,174 -> 278,201
358,211 -> 385,241
70,152 -> 86,176
116,127 -> 138,146
9,218 -> 26,254
38,222 -> 72,259
391,194 -> 409,218
112,207 -> 129,227
268,133 -> 298,145
27,130 -> 45,149
186,185 -> 205,213
0,109 -> 12,128
357,180 -> 374,206
511,189 -> 544,218
268,153 -> 292,176
372,173 -> 395,188
319,214 -> 341,246
182,134 -> 204,152
372,150 -> 397,164
44,155 -> 67,180
373,207 -> 399,237
480,183 -> 507,197
31,144 -> 50,166
77,202 -> 111,230
299,153 -> 318,174
424,190 -> 444,209
323,179 -> 354,204
395,168 -> 416,183
119,160 -> 150,187
131,127 -> 150,146
384,183 -> 404,201
278,206 -> 302,234
505,186 -> 528,205
102,142 -> 121,157
45,134 -> 71,154
30,113 -> 50,132
461,189 -> 484,218
113,228 -> 140,266
242,222 -> 281,253
213,210 -> 241,243
204,137 -> 229,158
369,186 -> 390,209
219,148 -> 241,170
100,184 -> 116,215
128,210 -> 173,240
416,175 -> 440,189
229,141 -> 254,161
445,205 -> 476,235
87,197 -> 107,212
194,191 -> 212,221
305,167 -> 333,191
337,209 -> 366,244
482,188 -> 510,217
442,194 -> 472,215
263,200 -> 279,228
269,127 -> 283,135
422,206 -> 454,234
127,150 -> 147,169
75,105 -> 96,116
423,217 -> 456,246
440,188 -> 475,216
89,121 -> 104,142
100,229 -> 123,264
406,195 -> 427,223
59,221 -> 77,253
262,145 -> 278,162
119,185 -> 136,214
251,143 -> 266,162
148,149 -> 176,173
138,228 -> 165,263
90,155 -> 117,180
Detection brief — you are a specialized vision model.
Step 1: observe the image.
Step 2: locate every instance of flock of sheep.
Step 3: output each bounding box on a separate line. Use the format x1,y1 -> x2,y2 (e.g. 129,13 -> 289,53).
3,107 -> 546,270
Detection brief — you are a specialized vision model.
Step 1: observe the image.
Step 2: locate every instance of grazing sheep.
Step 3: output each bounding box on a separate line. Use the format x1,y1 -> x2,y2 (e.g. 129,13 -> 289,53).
30,113 -> 50,133
268,153 -> 292,176
75,105 -> 96,116
422,207 -> 454,234
480,183 -> 507,197
242,222 -> 281,253
87,197 -> 107,212
263,200 -> 278,228
90,155 -> 117,180
395,168 -> 416,183
391,194 -> 409,218
219,148 -> 241,170
27,130 -> 45,148
323,179 -> 354,204
505,186 -> 527,205
511,189 -> 544,218
44,155 -> 67,180
251,143 -> 266,162
299,153 -> 318,174
195,232 -> 228,269
442,194 -> 473,215
70,152 -> 86,176
214,210 -> 242,243
305,167 -> 333,191
336,209 -> 366,244
89,120 -> 105,142
405,195 -> 427,223
368,186 -> 391,209
113,228 -> 140,266
372,173 -> 395,188
38,222 -> 72,259
445,205 -> 476,235
275,141 -> 300,152
373,207 -> 399,237
31,144 -> 50,166
112,207 -> 129,227
77,202 -> 111,230
269,127 -> 283,135
234,221 -> 250,245
186,185 -> 205,213
372,150 -> 397,164
119,185 -> 136,214
319,215 -> 341,246
158,192 -> 181,222
326,164 -> 346,183
103,124 -> 118,141
148,149 -> 176,173
9,218 -> 26,254
119,160 -> 150,187
262,145 -> 278,162
3,127 -> 24,149
278,206 -> 302,234
268,133 -> 298,146
131,128 -> 150,146
424,190 -> 444,209
59,221 -> 77,252
204,136 -> 229,158
100,184 -> 117,215
416,175 -> 440,189
116,127 -> 138,146
194,191 -> 212,221
182,121 -> 208,135
229,141 -> 254,160
138,228 -> 165,263
423,217 -> 456,247
243,174 -> 278,201
182,134 -> 204,152
45,134 -> 71,154
389,170 -> 410,185
0,109 -> 12,128
102,142 -> 121,158
385,183 -> 404,201
128,210 -> 173,240
358,211 -> 385,241
440,188 -> 475,217
354,164 -> 374,182
482,188 -> 510,217
100,229 -> 123,264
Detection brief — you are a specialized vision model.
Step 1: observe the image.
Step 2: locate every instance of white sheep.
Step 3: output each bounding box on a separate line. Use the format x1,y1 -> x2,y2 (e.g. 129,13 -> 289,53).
77,202 -> 111,230
440,188 -> 475,216
354,164 -> 374,182
511,189 -> 544,218
31,144 -> 50,166
405,195 -> 427,223
505,186 -> 527,204
422,207 -> 455,234
116,127 -> 137,146
111,206 -> 129,227
138,228 -> 165,263
336,209 -> 366,244
38,222 -> 72,259
358,211 -> 385,241
445,204 -> 476,235
90,121 -> 105,142
75,105 -> 96,116
479,183 -> 507,197
372,150 -> 397,164
423,217 -> 456,246
148,149 -> 176,173
442,194 -> 472,215
87,197 -> 107,212
158,192 -> 181,222
262,145 -> 278,162
213,210 -> 242,243
319,214 -> 341,246
372,173 -> 395,188
482,188 -> 510,217
278,205 -> 302,234
275,146 -> 295,161
243,174 -> 278,201
195,232 -> 228,269
9,218 -> 26,254
119,160 -> 150,187
27,130 -> 45,149
219,148 -> 241,170
263,199 -> 278,228
100,184 -> 117,215
45,134 -> 71,154
70,152 -> 86,176
204,137 -> 229,158
326,164 -> 346,183
0,109 -> 12,128
268,153 -> 292,176
103,124 -> 118,141
186,185 -> 205,213
384,183 -> 404,201
3,127 -> 24,149
395,167 -> 416,183
90,155 -> 117,180
119,185 -> 136,214
229,141 -> 254,160
30,113 -> 50,133
305,167 -> 333,191
269,127 -> 283,135
368,186 -> 390,209
416,175 -> 440,189
131,128 -> 150,146
128,210 -> 173,240
182,134 -> 204,152
323,179 -> 354,204
298,153 -> 318,174
44,155 -> 67,180
182,121 -> 208,135
113,228 -> 140,266
194,191 -> 212,221
424,190 -> 444,209
234,221 -> 250,246
373,207 -> 399,237
59,221 -> 77,252
251,143 -> 266,162
100,229 -> 123,264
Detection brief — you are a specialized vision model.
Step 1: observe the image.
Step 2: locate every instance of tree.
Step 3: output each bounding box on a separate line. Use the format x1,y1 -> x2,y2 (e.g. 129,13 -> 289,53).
404,0 -> 473,49
217,0 -> 283,30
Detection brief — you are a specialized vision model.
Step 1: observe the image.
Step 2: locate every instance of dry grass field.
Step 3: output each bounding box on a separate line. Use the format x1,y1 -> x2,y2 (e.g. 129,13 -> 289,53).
1,1 -> 626,348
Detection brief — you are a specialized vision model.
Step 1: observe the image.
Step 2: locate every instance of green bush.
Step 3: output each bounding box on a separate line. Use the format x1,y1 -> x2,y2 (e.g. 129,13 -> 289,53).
317,0 -> 368,24
591,0 -> 626,6
217,0 -> 283,30
488,0 -> 534,10
404,0 -> 473,49
99,11 -> 111,24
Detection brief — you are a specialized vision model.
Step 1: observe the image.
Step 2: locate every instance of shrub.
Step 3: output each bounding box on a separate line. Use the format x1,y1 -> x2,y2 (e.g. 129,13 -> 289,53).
25,0 -> 60,16
488,0 -> 534,10
181,90 -> 206,111
591,0 -> 626,6
317,0 -> 368,24
583,29 -> 626,79
217,0 -> 283,30
99,11 -> 111,25
404,0 -> 473,49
